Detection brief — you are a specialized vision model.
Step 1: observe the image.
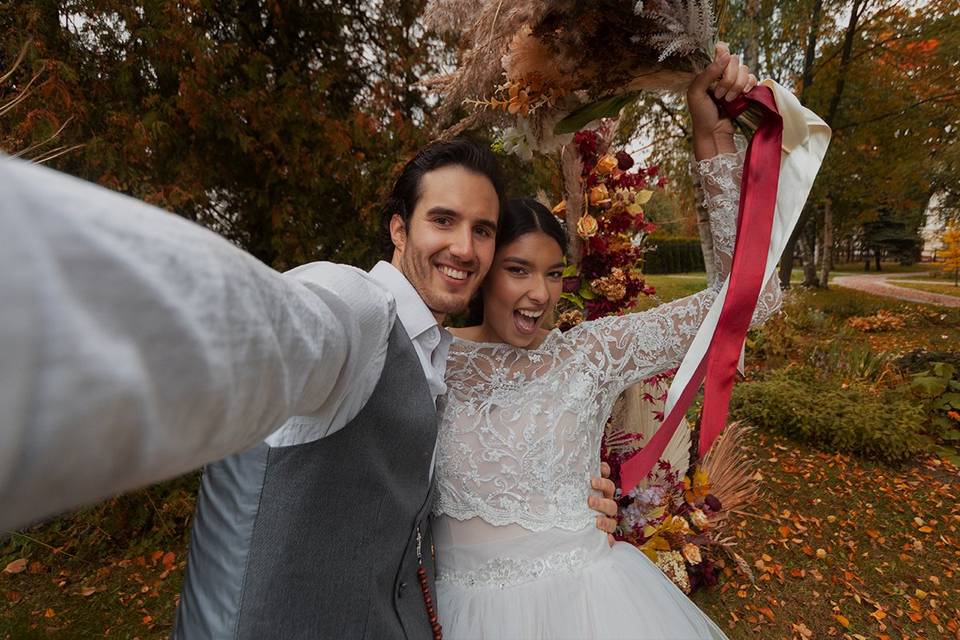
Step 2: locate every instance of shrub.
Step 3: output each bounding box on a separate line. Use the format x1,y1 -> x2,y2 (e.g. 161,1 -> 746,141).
806,342 -> 898,383
730,365 -> 929,464
908,362 -> 960,465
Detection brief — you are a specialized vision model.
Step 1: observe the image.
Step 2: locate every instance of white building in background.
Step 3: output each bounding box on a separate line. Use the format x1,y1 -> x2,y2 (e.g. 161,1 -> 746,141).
921,192 -> 946,261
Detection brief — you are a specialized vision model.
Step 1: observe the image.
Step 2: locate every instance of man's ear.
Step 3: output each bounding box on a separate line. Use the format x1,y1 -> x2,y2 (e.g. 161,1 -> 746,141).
389,213 -> 407,254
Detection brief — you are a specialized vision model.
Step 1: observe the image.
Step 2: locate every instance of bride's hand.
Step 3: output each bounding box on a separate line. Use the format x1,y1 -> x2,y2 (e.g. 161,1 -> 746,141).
687,43 -> 758,156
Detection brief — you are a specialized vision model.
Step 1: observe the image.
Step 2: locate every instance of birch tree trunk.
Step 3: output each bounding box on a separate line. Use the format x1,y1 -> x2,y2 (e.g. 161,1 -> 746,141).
818,197 -> 833,287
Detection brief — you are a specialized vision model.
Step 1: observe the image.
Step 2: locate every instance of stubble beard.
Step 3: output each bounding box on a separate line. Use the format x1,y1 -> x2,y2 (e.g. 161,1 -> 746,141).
399,246 -> 471,318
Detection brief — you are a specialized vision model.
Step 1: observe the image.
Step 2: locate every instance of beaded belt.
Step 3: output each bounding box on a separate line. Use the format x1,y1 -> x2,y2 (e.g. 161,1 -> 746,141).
437,547 -> 590,589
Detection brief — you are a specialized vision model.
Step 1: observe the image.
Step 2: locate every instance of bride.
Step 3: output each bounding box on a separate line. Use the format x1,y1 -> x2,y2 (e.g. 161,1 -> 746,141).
433,50 -> 782,638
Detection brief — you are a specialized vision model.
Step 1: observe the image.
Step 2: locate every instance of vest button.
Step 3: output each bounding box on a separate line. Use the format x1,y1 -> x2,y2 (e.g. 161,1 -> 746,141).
398,581 -> 407,598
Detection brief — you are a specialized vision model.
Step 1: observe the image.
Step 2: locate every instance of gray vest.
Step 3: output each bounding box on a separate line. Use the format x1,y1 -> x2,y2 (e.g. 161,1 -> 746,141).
174,320 -> 438,639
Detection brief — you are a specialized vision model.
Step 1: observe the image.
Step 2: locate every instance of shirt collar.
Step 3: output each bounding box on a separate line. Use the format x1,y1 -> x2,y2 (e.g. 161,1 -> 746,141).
369,261 -> 440,342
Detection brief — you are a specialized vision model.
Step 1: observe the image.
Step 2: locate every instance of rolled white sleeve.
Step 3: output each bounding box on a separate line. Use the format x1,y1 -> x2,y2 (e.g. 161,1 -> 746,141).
0,157 -> 394,530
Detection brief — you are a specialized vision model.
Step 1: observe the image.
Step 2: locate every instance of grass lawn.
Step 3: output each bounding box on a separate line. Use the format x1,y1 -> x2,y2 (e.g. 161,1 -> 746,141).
637,273 -> 709,310
3,274 -> 959,639
892,280 -> 960,298
1,478 -> 195,638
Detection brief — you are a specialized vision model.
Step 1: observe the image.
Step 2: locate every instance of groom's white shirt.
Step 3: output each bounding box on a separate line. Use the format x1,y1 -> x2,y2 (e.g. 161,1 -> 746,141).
368,260 -> 452,407
0,156 -> 445,530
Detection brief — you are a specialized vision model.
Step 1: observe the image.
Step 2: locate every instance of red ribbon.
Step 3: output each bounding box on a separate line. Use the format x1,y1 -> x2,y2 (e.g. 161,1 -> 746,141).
619,86 -> 783,494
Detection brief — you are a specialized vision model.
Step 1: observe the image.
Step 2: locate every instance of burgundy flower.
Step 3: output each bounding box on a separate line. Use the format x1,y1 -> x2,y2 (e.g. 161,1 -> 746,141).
616,150 -> 635,171
562,276 -> 581,293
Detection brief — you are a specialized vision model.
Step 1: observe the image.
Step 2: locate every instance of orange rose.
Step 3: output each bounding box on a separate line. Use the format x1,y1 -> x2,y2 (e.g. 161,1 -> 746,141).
576,213 -> 598,238
595,154 -> 618,175
589,184 -> 610,206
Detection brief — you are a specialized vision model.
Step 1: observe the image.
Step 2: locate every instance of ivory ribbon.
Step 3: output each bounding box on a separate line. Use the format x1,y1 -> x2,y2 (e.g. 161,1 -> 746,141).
619,81 -> 831,493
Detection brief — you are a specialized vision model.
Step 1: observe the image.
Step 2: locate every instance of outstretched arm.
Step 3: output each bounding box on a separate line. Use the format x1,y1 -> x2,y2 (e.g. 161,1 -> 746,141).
0,157 -> 393,530
569,46 -> 781,398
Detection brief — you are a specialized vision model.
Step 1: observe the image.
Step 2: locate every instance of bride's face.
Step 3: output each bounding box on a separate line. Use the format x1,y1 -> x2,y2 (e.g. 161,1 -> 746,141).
480,231 -> 565,348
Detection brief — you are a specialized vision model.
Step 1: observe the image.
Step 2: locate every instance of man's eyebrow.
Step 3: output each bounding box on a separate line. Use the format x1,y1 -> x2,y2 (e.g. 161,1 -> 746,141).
425,207 -> 498,233
424,206 -> 460,218
477,218 -> 498,233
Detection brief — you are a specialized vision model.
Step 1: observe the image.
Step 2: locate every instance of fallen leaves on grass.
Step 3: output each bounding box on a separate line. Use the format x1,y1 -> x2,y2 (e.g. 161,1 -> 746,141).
694,430 -> 960,639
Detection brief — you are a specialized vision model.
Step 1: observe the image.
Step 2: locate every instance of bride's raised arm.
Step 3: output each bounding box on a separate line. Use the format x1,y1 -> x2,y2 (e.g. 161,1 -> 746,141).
566,45 -> 782,400
567,148 -> 782,397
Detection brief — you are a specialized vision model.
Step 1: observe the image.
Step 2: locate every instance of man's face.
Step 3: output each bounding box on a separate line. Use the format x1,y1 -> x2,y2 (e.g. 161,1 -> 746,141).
390,165 -> 499,322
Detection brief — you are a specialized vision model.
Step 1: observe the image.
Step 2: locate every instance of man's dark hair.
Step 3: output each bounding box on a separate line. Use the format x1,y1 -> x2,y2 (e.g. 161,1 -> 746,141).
380,137 -> 508,258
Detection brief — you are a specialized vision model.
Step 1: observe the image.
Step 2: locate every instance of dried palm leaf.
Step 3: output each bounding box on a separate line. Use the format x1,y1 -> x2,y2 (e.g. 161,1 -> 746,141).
700,421 -> 760,528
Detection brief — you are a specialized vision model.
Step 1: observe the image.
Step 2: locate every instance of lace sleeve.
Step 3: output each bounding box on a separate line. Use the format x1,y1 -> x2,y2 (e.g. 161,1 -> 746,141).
568,151 -> 782,397
695,150 -> 783,325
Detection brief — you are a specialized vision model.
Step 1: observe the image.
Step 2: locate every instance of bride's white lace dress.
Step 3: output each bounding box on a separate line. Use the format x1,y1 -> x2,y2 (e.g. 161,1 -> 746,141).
433,152 -> 781,639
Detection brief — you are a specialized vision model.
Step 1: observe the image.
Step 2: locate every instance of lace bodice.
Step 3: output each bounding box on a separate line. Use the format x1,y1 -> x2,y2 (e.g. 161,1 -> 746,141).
434,152 -> 781,533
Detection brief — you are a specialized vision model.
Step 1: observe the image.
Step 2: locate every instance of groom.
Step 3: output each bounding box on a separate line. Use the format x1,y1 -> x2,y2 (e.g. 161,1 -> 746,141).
0,137 -> 617,638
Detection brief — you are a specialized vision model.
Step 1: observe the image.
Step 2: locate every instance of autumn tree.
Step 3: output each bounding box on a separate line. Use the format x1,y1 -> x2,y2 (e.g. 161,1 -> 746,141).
0,0 -> 445,269
630,0 -> 960,286
940,225 -> 960,286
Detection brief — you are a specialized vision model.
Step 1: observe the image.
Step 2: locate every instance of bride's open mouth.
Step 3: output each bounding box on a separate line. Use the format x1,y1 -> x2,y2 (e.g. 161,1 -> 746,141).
513,308 -> 543,335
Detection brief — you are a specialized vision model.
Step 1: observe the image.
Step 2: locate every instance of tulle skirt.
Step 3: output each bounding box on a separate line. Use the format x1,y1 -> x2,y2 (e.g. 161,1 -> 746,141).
434,521 -> 728,640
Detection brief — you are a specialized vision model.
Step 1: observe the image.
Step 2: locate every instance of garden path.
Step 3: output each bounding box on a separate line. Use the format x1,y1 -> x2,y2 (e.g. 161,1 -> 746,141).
832,271 -> 960,308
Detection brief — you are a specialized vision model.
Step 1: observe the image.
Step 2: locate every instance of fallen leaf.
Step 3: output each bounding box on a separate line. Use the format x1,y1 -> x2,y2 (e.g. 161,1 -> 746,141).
3,559 -> 27,574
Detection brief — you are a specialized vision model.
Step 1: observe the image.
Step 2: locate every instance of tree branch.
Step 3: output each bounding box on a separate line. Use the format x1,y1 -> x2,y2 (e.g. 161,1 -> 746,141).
834,90 -> 960,131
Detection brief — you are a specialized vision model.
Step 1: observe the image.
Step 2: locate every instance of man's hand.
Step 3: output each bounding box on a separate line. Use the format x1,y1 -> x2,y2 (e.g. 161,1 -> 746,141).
687,42 -> 758,159
589,462 -> 618,545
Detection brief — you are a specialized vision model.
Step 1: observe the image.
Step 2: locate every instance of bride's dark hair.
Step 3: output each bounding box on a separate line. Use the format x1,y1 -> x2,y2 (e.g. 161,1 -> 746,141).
465,197 -> 568,326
